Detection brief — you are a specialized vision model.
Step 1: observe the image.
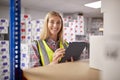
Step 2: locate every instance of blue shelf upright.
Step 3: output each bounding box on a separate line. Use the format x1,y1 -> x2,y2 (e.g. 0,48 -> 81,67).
10,0 -> 21,80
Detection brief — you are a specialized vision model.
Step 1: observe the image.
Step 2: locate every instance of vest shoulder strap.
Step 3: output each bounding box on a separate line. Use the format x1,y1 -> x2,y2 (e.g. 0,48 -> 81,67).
63,41 -> 68,49
37,40 -> 50,65
33,40 -> 42,66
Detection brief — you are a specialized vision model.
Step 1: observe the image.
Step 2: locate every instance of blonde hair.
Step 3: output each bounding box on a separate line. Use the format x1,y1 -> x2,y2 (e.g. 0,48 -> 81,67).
40,11 -> 64,42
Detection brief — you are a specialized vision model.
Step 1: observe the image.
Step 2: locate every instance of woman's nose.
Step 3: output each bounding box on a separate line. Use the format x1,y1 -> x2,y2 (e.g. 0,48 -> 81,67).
53,23 -> 57,27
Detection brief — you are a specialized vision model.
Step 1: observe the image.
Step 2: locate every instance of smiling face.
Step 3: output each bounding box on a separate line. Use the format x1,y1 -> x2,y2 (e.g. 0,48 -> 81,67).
40,11 -> 63,41
48,15 -> 62,37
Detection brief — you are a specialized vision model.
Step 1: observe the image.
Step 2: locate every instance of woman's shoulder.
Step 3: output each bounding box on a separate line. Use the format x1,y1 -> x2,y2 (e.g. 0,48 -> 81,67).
63,40 -> 68,44
59,40 -> 69,47
32,39 -> 46,45
31,40 -> 37,45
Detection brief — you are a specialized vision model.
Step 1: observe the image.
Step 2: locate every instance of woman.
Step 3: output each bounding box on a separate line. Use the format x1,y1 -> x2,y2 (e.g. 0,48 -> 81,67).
30,11 -> 68,67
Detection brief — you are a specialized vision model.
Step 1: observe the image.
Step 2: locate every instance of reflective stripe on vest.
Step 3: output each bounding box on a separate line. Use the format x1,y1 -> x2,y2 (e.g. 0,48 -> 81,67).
37,40 -> 50,65
37,40 -> 68,66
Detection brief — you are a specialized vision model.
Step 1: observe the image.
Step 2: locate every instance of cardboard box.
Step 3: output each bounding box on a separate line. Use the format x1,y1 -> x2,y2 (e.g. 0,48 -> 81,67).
23,61 -> 100,80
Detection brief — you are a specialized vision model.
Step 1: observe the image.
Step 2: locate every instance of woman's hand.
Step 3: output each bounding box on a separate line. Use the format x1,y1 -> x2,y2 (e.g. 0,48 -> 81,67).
50,48 -> 65,65
65,57 -> 74,62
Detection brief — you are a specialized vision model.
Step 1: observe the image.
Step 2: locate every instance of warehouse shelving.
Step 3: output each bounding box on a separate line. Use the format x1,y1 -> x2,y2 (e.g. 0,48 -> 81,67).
10,0 -> 21,80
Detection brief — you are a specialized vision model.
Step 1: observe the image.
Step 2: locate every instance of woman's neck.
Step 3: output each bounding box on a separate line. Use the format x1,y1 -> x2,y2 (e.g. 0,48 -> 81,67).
50,35 -> 58,42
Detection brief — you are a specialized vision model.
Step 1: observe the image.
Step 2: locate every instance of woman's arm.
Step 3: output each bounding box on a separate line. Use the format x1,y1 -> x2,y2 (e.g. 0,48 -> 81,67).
29,41 -> 41,67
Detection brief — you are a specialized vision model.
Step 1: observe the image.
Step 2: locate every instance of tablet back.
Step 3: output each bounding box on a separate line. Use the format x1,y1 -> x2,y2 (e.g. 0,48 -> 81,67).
60,42 -> 86,63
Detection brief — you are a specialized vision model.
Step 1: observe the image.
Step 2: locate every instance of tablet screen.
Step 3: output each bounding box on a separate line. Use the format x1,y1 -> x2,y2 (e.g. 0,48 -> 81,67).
59,42 -> 86,63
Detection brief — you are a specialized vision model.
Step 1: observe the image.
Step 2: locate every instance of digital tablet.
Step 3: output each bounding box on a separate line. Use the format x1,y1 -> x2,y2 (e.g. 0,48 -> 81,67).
59,42 -> 86,63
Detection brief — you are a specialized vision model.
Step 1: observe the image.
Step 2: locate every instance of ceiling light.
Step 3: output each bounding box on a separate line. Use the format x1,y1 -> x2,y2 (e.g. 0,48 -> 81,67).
84,1 -> 101,9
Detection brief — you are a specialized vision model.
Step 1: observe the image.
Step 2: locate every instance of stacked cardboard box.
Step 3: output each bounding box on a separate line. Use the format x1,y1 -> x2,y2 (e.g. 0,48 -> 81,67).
20,14 -> 44,69
0,19 -> 9,80
63,15 -> 85,42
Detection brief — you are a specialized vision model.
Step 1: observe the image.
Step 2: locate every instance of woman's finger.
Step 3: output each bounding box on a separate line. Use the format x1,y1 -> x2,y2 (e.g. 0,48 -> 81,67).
55,48 -> 65,53
53,52 -> 63,60
71,57 -> 74,62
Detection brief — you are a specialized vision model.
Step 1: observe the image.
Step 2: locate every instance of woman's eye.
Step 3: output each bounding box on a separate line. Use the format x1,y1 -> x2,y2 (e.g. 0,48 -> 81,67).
49,20 -> 61,25
57,22 -> 60,25
50,21 -> 54,24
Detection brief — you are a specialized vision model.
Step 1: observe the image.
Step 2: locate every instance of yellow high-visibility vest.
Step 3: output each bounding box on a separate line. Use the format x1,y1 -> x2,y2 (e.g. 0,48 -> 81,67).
36,40 -> 68,66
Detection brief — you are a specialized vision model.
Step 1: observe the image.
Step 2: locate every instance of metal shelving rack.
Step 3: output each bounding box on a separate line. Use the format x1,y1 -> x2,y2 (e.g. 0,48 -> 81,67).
10,0 -> 21,80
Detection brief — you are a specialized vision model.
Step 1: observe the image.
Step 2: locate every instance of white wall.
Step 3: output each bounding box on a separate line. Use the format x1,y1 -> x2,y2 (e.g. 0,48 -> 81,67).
0,6 -> 25,19
0,6 -> 9,19
0,6 -> 48,20
23,8 -> 47,20
23,8 -> 64,20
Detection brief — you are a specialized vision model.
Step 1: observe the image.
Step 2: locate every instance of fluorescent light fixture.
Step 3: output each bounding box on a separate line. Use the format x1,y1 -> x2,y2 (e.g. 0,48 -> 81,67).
99,27 -> 104,31
84,1 -> 101,9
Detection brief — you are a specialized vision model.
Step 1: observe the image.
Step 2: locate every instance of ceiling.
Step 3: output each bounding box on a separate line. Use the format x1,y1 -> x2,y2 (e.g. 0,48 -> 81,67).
0,0 -> 102,17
